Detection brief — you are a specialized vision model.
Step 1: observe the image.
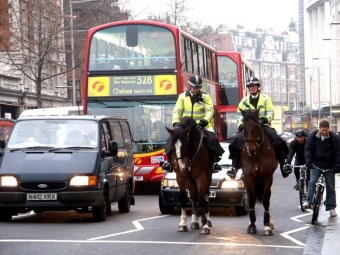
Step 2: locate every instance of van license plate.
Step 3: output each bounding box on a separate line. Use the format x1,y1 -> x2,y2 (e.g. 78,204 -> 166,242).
134,176 -> 143,181
27,193 -> 57,200
209,191 -> 216,198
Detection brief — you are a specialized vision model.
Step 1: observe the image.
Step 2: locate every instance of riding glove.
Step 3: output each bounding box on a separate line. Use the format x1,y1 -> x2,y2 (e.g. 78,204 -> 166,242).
259,117 -> 267,125
198,119 -> 208,128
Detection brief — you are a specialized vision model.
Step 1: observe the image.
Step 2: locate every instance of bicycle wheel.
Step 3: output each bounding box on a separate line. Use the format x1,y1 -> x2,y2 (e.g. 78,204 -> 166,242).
299,179 -> 306,212
311,186 -> 323,224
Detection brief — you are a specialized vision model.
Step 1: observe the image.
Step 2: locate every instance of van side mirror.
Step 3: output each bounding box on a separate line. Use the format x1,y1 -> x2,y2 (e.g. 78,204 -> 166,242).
0,140 -> 5,149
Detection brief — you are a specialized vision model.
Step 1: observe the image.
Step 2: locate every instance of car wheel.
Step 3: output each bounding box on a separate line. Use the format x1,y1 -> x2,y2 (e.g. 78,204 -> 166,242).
159,192 -> 175,214
118,182 -> 131,213
92,191 -> 109,222
235,191 -> 249,216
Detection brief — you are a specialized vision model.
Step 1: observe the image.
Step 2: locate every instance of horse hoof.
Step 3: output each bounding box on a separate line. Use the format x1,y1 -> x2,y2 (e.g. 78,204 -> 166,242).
269,223 -> 274,229
200,227 -> 210,235
191,222 -> 200,229
207,220 -> 212,228
263,229 -> 273,236
247,226 -> 257,234
177,225 -> 188,232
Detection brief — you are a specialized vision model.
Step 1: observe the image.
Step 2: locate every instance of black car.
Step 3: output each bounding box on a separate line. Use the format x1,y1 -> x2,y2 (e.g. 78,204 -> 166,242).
159,142 -> 248,215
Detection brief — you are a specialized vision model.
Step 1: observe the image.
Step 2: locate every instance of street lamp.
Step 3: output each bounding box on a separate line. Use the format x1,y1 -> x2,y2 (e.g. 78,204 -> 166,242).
313,56 -> 332,129
68,0 -> 101,106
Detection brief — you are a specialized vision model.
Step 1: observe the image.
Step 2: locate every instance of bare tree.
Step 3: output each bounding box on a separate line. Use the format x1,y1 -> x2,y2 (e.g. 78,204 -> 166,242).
0,0 -> 68,108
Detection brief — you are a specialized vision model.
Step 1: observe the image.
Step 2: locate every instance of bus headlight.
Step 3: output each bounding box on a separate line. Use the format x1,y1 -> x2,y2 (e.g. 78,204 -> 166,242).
70,176 -> 97,186
0,176 -> 18,187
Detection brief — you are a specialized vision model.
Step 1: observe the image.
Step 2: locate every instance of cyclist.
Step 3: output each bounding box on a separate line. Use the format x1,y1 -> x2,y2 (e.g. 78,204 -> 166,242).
284,129 -> 309,190
304,120 -> 340,217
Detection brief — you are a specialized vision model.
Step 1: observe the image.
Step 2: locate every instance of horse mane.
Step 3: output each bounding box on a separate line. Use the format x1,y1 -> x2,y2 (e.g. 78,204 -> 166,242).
242,109 -> 260,124
170,116 -> 197,145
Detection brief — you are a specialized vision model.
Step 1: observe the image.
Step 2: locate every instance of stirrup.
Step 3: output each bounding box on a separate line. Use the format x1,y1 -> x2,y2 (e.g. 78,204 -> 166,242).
212,163 -> 222,173
227,167 -> 237,179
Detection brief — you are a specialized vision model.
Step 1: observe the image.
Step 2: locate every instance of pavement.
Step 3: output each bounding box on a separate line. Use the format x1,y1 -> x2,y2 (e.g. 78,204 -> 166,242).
320,173 -> 340,254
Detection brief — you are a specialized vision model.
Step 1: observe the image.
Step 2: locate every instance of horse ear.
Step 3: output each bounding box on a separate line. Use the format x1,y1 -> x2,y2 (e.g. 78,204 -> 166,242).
165,126 -> 174,135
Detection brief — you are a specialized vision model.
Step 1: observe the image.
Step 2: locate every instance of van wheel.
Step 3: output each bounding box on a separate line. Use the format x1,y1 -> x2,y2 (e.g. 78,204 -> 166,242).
92,192 -> 109,222
118,182 -> 131,213
0,212 -> 13,221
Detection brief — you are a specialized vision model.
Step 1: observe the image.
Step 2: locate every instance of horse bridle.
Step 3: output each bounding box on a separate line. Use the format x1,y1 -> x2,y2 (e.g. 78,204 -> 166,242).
174,125 -> 204,171
244,123 -> 267,156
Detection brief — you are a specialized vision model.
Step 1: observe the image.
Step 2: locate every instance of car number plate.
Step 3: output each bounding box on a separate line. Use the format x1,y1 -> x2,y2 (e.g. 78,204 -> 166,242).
134,176 -> 143,181
27,193 -> 57,200
209,191 -> 216,198
187,190 -> 216,198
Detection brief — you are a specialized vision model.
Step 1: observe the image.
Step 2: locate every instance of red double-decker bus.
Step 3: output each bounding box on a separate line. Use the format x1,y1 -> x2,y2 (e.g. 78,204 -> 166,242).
82,20 -> 219,192
216,51 -> 254,142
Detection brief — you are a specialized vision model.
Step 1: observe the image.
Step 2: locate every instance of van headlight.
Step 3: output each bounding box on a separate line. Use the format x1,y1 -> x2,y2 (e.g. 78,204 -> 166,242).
0,176 -> 18,187
70,176 -> 97,186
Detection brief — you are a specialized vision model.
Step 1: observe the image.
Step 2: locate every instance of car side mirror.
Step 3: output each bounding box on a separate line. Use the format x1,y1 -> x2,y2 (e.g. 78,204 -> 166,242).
109,141 -> 118,156
0,140 -> 5,149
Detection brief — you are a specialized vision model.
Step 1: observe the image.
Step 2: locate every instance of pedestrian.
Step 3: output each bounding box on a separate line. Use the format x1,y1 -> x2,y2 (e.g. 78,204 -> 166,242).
303,120 -> 340,217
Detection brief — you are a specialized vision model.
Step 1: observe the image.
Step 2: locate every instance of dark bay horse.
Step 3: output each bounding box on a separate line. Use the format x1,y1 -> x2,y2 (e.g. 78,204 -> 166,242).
165,116 -> 213,234
240,109 -> 278,236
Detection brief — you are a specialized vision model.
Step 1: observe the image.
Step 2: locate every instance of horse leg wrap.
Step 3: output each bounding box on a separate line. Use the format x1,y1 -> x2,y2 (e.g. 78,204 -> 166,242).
249,209 -> 256,223
263,211 -> 270,226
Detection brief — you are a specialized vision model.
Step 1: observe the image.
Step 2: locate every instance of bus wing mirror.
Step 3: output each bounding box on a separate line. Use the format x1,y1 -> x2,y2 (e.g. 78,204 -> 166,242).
126,25 -> 138,47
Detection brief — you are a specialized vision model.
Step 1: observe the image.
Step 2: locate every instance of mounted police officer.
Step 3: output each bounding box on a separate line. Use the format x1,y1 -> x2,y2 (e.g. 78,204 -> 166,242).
227,77 -> 290,179
162,75 -> 225,173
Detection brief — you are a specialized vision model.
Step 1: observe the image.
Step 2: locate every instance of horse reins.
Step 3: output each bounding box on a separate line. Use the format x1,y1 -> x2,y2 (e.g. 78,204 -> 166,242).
185,126 -> 204,171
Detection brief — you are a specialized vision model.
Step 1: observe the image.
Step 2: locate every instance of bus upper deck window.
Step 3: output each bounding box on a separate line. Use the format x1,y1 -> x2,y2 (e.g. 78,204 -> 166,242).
126,25 -> 138,47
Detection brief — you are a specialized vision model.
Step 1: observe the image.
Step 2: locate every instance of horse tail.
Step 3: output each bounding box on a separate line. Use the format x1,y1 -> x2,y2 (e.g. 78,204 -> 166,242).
255,181 -> 264,202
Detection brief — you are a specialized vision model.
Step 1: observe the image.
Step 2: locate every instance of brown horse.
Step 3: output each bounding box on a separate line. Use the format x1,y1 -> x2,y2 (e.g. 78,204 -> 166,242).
240,109 -> 277,236
165,116 -> 213,234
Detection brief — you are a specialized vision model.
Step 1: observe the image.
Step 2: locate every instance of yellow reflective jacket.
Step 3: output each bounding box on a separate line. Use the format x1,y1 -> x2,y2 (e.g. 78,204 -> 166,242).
237,93 -> 274,128
172,90 -> 214,132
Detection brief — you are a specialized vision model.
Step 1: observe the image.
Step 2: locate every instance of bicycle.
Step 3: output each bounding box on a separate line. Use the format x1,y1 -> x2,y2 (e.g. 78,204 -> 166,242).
310,166 -> 331,225
296,165 -> 309,212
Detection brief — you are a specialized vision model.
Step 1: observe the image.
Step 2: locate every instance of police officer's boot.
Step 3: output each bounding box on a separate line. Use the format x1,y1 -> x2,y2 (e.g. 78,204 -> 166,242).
162,154 -> 173,172
277,148 -> 289,178
227,150 -> 240,179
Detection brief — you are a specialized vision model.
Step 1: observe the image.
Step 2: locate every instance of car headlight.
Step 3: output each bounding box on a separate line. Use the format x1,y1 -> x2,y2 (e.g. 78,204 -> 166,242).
221,179 -> 244,189
162,178 -> 178,188
70,176 -> 97,186
0,176 -> 18,187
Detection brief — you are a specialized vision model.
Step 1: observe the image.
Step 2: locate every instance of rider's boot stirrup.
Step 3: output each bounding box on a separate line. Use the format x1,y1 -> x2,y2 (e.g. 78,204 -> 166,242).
162,162 -> 172,172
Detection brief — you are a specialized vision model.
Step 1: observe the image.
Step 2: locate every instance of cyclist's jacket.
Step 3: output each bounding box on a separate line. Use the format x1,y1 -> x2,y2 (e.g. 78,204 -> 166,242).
172,90 -> 214,132
236,93 -> 274,128
286,139 -> 306,166
305,130 -> 340,169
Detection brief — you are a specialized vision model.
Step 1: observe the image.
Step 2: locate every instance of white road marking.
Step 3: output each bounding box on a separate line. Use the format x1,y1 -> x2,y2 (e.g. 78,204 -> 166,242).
88,215 -> 169,240
0,239 -> 304,249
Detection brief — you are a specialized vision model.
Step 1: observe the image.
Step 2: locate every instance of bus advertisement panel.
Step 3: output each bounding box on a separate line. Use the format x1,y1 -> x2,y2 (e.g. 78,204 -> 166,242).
216,51 -> 254,142
83,20 -> 219,192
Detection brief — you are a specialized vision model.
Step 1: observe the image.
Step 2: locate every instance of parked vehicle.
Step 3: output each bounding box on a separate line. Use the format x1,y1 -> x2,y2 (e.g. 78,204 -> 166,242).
0,115 -> 135,222
158,142 -> 248,215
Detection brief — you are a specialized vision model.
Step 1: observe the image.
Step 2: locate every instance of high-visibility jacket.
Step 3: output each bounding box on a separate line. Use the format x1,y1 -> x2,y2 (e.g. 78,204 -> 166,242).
172,90 -> 214,132
237,93 -> 274,128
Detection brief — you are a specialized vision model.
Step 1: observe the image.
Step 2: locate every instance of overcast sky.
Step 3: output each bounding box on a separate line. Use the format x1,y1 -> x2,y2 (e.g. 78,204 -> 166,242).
127,0 -> 299,33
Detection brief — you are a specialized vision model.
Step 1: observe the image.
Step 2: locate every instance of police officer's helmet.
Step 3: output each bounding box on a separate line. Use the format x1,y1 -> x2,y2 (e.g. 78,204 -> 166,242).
188,75 -> 203,89
295,129 -> 308,138
246,77 -> 261,88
